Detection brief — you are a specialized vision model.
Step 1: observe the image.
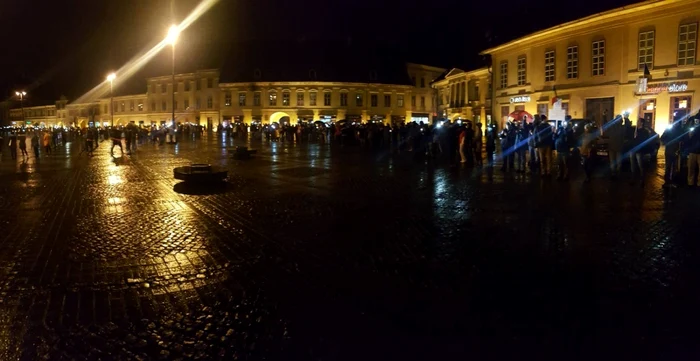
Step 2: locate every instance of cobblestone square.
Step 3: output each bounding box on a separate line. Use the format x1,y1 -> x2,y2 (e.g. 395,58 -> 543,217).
0,137 -> 699,360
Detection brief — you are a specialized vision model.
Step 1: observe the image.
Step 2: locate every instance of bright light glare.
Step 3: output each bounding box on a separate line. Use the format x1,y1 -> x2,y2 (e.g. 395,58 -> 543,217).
667,124 -> 673,130
15,91 -> 26,96
107,73 -> 116,82
71,0 -> 220,105
166,25 -> 180,45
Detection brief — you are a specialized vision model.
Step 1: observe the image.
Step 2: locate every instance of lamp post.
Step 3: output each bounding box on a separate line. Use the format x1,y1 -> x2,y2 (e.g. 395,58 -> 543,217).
15,91 -> 26,125
166,25 -> 180,129
107,73 -> 116,127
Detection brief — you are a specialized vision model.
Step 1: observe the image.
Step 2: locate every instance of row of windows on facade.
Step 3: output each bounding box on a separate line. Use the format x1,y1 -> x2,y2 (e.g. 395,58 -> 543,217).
441,83 -> 483,107
410,76 -> 427,88
150,78 -> 215,94
221,92 -> 419,108
498,22 -> 697,89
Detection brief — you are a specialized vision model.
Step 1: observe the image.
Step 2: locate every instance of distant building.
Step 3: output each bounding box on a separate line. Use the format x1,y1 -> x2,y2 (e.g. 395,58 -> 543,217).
481,0 -> 700,134
9,64 -> 445,128
431,67 -> 492,124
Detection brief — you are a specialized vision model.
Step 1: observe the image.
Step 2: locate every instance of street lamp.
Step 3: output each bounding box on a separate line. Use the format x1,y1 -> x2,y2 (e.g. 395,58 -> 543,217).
166,25 -> 180,130
107,73 -> 116,127
15,91 -> 27,125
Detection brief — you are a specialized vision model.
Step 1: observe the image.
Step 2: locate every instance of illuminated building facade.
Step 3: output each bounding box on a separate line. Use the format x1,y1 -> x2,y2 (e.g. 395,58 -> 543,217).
431,67 -> 492,124
9,64 -> 445,128
481,0 -> 700,134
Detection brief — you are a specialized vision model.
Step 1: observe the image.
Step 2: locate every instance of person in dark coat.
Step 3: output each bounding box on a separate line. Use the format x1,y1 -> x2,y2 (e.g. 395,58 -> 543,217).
686,121 -> 700,187
485,122 -> 497,167
630,119 -> 651,186
554,122 -> 573,180
536,115 -> 554,176
604,115 -> 625,178
661,121 -> 682,187
499,122 -> 516,171
8,132 -> 18,160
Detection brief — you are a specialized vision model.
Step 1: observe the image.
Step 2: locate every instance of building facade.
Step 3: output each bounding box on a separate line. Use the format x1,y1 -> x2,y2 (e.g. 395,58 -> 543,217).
481,0 -> 700,134
432,67 -> 492,123
9,64 -> 445,129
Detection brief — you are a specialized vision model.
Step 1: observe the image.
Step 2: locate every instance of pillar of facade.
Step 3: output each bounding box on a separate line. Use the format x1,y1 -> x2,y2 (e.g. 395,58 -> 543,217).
288,111 -> 299,125
243,109 -> 253,124
337,109 -> 347,121
361,110 -> 369,123
480,106 -> 487,125
403,110 -> 411,124
313,109 -> 320,121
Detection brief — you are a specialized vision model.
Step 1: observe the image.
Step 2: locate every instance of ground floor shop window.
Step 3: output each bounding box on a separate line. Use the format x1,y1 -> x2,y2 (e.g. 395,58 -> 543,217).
671,96 -> 692,123
537,103 -> 548,117
501,105 -> 510,127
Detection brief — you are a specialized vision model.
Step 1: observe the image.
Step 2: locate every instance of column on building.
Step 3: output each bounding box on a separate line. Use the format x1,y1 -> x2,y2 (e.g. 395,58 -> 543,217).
313,109 -> 320,121
404,110 -> 412,124
243,109 -> 253,124
288,110 -> 298,125
361,110 -> 369,122
337,109 -> 346,121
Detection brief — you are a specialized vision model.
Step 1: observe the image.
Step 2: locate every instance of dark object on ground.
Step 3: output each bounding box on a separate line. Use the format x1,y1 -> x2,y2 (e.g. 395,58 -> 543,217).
232,146 -> 258,160
174,164 -> 227,183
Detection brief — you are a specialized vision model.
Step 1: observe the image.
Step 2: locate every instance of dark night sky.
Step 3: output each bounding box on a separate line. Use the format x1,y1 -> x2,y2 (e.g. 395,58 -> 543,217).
0,0 -> 638,106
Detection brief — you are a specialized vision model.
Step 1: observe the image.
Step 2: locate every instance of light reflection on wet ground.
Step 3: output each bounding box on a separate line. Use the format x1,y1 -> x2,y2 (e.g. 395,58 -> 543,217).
0,136 -> 698,360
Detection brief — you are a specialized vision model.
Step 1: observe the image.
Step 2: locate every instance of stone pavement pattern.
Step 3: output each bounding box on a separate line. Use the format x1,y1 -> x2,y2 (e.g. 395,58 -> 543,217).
0,137 -> 699,360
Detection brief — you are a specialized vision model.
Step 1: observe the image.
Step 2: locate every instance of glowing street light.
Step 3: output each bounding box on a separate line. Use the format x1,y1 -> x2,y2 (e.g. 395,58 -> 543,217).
107,73 -> 116,127
15,91 -> 27,124
166,25 -> 180,133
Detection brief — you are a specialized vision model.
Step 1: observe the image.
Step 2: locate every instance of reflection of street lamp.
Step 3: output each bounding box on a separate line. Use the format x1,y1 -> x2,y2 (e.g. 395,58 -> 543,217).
166,25 -> 180,129
15,91 -> 27,125
107,73 -> 116,127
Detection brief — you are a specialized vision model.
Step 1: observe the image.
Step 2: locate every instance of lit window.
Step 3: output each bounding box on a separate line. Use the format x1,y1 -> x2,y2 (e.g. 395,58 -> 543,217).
282,91 -> 290,106
678,23 -> 697,66
224,92 -> 232,107
371,94 -> 378,107
500,61 -> 508,89
517,56 -> 526,85
297,92 -> 304,106
269,92 -> 277,106
253,92 -> 261,106
544,51 -> 555,82
323,92 -> 331,106
130,100 -> 135,111
384,94 -> 391,107
592,40 -> 605,76
138,102 -> 143,111
397,95 -> 404,107
340,93 -> 348,106
310,92 -> 317,106
356,93 -> 363,107
207,96 -> 213,109
567,46 -> 578,79
239,93 -> 247,106
638,30 -> 655,71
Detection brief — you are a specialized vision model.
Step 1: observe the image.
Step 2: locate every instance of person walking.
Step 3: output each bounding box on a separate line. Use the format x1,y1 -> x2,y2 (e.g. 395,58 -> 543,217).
499,122 -> 515,171
458,126 -> 467,163
18,132 -> 28,158
630,119 -> 651,186
8,132 -> 18,160
485,122 -> 497,168
580,124 -> 597,182
474,122 -> 483,167
85,127 -> 95,156
110,127 -> 124,156
686,125 -> 700,187
660,121 -> 682,187
605,115 -> 625,179
554,121 -> 573,180
536,115 -> 554,176
514,122 -> 528,173
43,131 -> 52,155
31,132 -> 40,158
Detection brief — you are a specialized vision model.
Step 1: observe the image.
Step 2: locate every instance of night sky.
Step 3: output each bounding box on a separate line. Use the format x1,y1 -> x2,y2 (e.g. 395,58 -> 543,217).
0,0 -> 638,106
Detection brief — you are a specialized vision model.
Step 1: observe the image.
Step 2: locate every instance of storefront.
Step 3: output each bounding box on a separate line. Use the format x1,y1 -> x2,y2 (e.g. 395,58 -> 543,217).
631,80 -> 694,133
671,95 -> 692,123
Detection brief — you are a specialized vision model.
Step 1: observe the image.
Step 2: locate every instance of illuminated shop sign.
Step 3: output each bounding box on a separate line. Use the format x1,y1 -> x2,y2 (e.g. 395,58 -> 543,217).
510,96 -> 531,103
645,81 -> 689,94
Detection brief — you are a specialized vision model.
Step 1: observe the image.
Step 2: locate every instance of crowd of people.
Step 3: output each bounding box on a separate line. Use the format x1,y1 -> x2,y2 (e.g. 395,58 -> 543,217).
3,112 -> 700,188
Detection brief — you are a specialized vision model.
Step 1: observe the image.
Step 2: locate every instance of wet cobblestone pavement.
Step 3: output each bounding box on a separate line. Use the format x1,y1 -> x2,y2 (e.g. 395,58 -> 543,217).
1,136 -> 700,360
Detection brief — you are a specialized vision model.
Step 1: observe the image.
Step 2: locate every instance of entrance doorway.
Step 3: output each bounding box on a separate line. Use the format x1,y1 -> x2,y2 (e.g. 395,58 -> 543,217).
639,99 -> 656,129
585,97 -> 614,126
